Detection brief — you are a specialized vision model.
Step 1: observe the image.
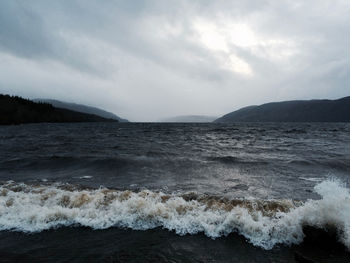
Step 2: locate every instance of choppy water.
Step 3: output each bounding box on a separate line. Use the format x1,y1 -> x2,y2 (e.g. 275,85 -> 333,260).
0,122 -> 350,262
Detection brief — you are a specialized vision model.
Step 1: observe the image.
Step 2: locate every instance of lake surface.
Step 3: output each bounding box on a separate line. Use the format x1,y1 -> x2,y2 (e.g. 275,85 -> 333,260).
0,122 -> 349,262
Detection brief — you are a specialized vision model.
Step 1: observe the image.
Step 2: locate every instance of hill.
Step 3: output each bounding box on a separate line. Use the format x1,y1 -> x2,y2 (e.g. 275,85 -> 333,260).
34,99 -> 128,122
215,97 -> 350,123
160,115 -> 217,123
0,94 -> 118,125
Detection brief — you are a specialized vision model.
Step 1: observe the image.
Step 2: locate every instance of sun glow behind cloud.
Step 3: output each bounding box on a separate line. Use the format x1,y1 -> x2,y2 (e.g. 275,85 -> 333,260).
193,19 -> 255,76
227,54 -> 252,76
192,18 -> 297,76
193,20 -> 230,52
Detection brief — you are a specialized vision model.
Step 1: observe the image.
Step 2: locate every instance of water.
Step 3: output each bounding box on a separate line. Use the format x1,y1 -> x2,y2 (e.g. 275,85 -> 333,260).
0,122 -> 350,262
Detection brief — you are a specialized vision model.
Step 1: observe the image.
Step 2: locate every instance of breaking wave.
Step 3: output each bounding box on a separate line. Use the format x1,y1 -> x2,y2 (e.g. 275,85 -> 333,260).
0,179 -> 349,250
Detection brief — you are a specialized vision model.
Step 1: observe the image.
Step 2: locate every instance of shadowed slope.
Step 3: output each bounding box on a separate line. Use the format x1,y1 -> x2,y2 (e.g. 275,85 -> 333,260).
215,97 -> 350,123
34,99 -> 128,122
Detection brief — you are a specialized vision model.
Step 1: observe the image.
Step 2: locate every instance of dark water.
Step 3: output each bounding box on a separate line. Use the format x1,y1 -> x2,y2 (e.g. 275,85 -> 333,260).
0,122 -> 350,262
1,122 -> 350,199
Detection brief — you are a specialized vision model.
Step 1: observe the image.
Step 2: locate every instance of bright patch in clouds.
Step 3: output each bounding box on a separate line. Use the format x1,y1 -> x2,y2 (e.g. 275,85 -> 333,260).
194,20 -> 230,52
227,23 -> 257,48
227,54 -> 252,76
193,19 -> 261,51
193,18 -> 256,75
193,18 -> 297,75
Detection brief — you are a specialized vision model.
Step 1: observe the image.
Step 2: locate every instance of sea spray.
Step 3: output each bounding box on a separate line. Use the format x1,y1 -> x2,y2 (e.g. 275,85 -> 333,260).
0,179 -> 349,250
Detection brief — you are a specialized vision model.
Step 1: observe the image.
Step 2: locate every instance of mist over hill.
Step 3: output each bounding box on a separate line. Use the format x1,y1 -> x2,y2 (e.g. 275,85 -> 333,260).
34,99 -> 128,122
215,97 -> 350,123
0,95 -> 118,125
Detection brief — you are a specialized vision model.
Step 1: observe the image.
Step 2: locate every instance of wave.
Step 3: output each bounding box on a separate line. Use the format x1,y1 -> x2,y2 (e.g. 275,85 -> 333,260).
207,156 -> 268,165
0,180 -> 349,250
283,129 -> 307,134
289,158 -> 350,171
1,156 -> 141,171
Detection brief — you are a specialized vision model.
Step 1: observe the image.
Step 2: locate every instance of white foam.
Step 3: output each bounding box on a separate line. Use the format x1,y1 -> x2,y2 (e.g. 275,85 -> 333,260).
75,176 -> 93,179
0,179 -> 349,250
299,177 -> 324,182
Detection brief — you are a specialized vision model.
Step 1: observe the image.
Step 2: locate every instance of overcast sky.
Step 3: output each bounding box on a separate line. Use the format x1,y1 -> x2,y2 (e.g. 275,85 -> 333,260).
1,0 -> 349,121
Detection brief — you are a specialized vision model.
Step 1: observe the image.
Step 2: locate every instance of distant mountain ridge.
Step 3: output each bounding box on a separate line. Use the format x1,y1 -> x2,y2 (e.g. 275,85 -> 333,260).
0,94 -> 118,125
160,115 -> 217,123
215,97 -> 350,123
34,99 -> 128,122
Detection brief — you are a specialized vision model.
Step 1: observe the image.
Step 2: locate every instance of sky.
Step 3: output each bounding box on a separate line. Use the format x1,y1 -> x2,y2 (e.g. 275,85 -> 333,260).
0,0 -> 350,121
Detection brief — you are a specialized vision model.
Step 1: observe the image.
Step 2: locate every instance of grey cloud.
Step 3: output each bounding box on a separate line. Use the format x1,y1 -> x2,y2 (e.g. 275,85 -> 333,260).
0,1 -> 52,58
0,0 -> 349,121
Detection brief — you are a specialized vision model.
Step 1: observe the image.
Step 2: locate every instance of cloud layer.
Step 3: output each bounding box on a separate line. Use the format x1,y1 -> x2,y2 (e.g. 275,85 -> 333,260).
1,0 -> 349,121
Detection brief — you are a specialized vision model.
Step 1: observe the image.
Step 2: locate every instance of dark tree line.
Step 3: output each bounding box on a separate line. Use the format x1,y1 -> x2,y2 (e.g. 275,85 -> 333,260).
0,94 -> 118,125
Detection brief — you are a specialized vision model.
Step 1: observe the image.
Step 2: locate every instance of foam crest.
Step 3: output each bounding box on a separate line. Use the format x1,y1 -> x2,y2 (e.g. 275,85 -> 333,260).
0,179 -> 349,250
